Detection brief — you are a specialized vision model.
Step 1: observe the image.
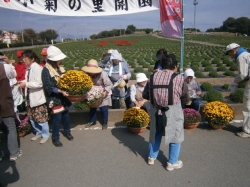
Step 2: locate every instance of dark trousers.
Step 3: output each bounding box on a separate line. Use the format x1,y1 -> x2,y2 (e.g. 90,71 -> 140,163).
90,106 -> 109,125
52,110 -> 71,141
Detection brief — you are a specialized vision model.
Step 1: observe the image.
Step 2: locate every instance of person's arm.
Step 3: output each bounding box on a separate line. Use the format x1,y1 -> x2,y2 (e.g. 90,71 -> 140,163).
102,71 -> 112,96
234,54 -> 250,83
4,64 -> 17,79
195,80 -> 202,96
130,84 -> 137,103
142,81 -> 150,100
181,81 -> 191,105
122,62 -> 131,80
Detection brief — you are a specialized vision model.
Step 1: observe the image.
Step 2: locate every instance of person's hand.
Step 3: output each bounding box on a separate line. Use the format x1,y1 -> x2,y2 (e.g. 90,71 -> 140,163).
102,91 -> 107,98
62,91 -> 69,97
59,89 -> 69,96
228,78 -> 238,93
18,82 -> 26,88
196,91 -> 202,96
119,74 -> 128,80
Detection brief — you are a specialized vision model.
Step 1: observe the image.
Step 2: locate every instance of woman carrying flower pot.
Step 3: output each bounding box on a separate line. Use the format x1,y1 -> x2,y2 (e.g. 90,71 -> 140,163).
41,46 -> 73,147
18,50 -> 50,144
82,59 -> 113,130
182,68 -> 202,111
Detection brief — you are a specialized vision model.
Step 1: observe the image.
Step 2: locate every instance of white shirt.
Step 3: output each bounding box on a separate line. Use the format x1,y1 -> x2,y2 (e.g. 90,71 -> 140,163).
2,62 -> 17,86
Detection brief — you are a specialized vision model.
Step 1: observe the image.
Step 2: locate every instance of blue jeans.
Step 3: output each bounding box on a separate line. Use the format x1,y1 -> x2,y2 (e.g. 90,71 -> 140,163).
90,106 -> 108,124
148,115 -> 181,164
52,110 -> 71,141
182,98 -> 201,111
30,120 -> 50,138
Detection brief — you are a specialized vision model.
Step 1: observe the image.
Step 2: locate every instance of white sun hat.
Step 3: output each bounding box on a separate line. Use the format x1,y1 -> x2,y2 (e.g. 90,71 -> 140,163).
225,43 -> 240,54
136,73 -> 148,83
184,68 -> 196,79
110,50 -> 122,61
47,45 -> 67,61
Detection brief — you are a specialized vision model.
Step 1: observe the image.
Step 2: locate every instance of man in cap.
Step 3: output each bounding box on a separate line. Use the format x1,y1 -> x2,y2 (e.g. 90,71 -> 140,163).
226,43 -> 250,138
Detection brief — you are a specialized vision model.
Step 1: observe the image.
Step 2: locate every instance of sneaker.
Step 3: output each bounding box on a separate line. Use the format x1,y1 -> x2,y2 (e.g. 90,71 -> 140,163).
237,131 -> 250,138
31,134 -> 42,141
0,151 -> 4,161
148,157 -> 156,165
10,150 -> 23,162
166,160 -> 183,171
40,137 -> 50,144
52,140 -> 63,147
102,124 -> 108,130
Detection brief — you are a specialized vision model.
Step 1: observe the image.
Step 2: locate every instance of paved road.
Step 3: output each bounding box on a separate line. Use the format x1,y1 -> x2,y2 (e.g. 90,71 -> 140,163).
0,120 -> 249,187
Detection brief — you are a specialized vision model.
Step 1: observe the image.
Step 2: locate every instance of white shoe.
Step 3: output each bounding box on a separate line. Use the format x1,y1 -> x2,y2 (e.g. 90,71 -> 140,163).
166,160 -> 183,171
31,134 -> 42,141
40,137 -> 50,144
148,157 -> 156,165
237,132 -> 250,138
10,150 -> 23,162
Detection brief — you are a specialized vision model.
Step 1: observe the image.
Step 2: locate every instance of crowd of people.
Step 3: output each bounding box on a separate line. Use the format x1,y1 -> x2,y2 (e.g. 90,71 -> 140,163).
0,43 -> 250,172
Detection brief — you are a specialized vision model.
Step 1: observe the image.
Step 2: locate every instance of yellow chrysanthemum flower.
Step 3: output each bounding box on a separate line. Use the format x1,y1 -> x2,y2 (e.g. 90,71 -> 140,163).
57,70 -> 93,95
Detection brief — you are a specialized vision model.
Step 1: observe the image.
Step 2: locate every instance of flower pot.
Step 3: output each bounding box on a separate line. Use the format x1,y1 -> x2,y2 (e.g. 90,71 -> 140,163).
18,131 -> 27,138
65,94 -> 86,103
128,126 -> 147,134
87,98 -> 102,108
184,122 -> 200,130
209,123 -> 225,130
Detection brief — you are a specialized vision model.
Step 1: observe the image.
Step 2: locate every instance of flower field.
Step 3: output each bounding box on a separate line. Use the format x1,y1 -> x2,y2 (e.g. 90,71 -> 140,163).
3,34 -> 250,81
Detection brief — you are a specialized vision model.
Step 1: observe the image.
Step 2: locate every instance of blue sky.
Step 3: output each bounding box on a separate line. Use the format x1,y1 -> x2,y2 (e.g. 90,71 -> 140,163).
0,0 -> 249,39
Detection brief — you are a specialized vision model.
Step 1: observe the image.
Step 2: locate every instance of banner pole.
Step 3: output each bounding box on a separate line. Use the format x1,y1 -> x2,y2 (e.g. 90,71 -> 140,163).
180,0 -> 185,74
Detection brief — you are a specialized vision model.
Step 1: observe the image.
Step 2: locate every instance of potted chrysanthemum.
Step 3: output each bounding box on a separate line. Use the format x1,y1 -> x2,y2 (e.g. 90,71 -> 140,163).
84,86 -> 104,108
202,101 -> 235,130
57,70 -> 93,102
183,108 -> 201,129
123,107 -> 150,134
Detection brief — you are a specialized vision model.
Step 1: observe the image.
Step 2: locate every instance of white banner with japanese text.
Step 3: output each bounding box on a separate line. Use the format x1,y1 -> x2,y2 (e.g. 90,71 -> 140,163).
160,0 -> 182,38
0,0 -> 159,16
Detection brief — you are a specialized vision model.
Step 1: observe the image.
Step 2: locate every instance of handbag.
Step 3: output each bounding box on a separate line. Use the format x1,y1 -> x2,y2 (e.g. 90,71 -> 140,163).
52,105 -> 66,114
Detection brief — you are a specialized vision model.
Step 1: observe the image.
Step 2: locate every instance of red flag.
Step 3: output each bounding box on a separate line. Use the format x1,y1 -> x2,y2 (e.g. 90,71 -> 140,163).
160,0 -> 182,38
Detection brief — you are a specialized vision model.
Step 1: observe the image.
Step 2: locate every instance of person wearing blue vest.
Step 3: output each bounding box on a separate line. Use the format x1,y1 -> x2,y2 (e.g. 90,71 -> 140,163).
226,43 -> 250,138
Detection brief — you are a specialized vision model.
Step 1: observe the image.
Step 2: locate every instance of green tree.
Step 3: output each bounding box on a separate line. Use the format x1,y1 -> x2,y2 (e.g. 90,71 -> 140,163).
39,29 -> 58,43
23,28 -> 37,45
126,25 -> 136,34
145,28 -> 151,34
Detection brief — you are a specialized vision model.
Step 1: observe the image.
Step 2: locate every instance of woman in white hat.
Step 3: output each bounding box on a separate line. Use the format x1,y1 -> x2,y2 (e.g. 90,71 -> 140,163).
41,45 -> 73,147
183,68 -> 202,111
108,50 -> 131,109
82,59 -> 113,130
129,73 -> 149,108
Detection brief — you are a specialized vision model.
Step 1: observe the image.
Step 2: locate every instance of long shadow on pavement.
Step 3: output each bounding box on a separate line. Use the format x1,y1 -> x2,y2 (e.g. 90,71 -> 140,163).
0,134 -> 20,186
111,123 -> 167,168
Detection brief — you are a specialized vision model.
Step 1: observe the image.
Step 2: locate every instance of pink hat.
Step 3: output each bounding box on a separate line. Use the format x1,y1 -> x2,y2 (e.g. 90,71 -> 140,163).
40,48 -> 48,56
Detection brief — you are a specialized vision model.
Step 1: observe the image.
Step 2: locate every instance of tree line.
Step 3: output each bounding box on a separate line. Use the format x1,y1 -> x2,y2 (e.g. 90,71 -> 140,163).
89,24 -> 153,40
206,17 -> 250,35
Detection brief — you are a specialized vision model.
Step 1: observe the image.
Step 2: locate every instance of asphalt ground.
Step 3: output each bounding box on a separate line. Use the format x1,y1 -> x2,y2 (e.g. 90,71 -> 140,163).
0,120 -> 250,187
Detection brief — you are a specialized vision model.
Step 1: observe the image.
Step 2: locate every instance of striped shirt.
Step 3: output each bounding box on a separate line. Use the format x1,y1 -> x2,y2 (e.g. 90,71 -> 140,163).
150,70 -> 186,106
